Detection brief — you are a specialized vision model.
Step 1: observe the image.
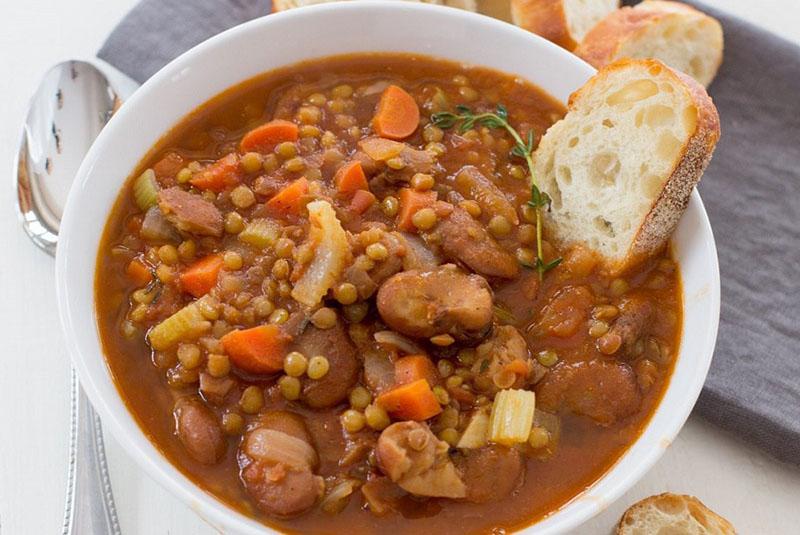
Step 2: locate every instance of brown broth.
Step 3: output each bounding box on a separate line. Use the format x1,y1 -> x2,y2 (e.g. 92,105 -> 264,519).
95,53 -> 681,534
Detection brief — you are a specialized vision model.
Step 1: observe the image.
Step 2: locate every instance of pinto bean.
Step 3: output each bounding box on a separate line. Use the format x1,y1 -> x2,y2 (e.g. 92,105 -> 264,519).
430,207 -> 519,279
257,410 -> 315,445
609,293 -> 654,357
293,321 -> 359,408
173,397 -> 226,464
536,359 -> 641,425
241,463 -> 324,517
376,264 -> 493,342
536,285 -> 594,338
456,445 -> 524,503
239,410 -> 324,518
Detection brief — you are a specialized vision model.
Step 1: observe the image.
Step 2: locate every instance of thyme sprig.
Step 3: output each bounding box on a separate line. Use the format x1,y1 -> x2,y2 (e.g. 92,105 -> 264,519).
431,104 -> 561,279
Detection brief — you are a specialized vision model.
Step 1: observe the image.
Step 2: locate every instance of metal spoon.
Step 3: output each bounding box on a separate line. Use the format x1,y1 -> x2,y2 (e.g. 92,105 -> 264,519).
16,60 -> 122,535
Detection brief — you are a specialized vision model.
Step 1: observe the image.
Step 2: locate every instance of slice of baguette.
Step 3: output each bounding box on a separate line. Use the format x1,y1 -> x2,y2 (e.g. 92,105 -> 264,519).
511,0 -> 619,51
617,493 -> 736,535
575,1 -> 724,87
533,58 -> 720,274
273,0 -> 477,13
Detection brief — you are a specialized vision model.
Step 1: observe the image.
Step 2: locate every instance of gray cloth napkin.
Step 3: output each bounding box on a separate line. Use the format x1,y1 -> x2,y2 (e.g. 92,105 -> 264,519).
99,0 -> 800,464
98,0 -> 270,83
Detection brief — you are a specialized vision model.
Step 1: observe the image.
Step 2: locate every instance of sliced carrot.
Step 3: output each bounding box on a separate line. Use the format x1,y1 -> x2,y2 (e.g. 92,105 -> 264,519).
504,359 -> 530,377
372,85 -> 420,140
394,355 -> 439,387
240,120 -> 299,153
350,189 -> 376,215
189,153 -> 242,192
266,177 -> 308,217
180,254 -> 224,297
334,161 -> 368,194
152,152 -> 185,179
377,379 -> 442,421
396,188 -> 437,231
126,259 -> 152,286
221,324 -> 287,374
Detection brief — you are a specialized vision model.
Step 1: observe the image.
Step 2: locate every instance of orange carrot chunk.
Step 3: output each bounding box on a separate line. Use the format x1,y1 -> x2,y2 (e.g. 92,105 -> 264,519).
377,379 -> 442,421
396,188 -> 437,231
179,254 -> 224,297
221,324 -> 287,374
350,189 -> 376,215
266,177 -> 309,217
334,161 -> 369,194
126,259 -> 152,286
394,355 -> 439,387
373,85 -> 420,140
240,120 -> 299,153
189,153 -> 242,192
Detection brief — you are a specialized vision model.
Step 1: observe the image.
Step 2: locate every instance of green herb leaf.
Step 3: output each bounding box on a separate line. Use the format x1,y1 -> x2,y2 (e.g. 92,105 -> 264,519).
430,103 -> 558,280
496,104 -> 508,121
537,257 -> 563,274
528,184 -> 551,209
144,274 -> 163,304
431,111 -> 459,129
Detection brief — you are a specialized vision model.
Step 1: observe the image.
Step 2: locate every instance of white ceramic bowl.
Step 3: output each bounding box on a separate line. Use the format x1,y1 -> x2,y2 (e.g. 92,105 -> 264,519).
55,3 -> 720,533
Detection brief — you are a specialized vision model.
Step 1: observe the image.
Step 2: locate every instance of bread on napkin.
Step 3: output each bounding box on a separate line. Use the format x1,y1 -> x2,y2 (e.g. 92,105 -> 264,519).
617,493 -> 736,535
511,0 -> 619,50
575,0 -> 724,86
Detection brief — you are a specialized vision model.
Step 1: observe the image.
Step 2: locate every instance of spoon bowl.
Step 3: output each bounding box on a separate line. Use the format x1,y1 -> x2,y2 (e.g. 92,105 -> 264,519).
16,60 -> 119,256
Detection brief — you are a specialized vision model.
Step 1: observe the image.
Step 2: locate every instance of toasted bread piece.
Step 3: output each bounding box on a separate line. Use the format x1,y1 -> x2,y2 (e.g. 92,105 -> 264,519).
273,0 -> 477,13
617,493 -> 736,535
575,1 -> 724,87
533,58 -> 720,274
511,0 -> 619,51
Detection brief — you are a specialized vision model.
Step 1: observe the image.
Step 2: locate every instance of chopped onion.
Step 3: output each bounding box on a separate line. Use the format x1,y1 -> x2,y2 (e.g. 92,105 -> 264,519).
320,479 -> 358,514
374,330 -> 424,355
456,408 -> 490,449
291,200 -> 352,307
140,206 -> 179,242
244,428 -> 317,470
359,80 -> 390,96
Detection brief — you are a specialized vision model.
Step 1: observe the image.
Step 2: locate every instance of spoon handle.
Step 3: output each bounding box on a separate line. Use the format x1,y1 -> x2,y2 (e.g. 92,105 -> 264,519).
63,368 -> 121,535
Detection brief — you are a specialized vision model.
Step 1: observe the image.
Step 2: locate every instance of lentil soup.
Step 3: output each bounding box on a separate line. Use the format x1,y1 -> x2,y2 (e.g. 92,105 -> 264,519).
95,53 -> 681,534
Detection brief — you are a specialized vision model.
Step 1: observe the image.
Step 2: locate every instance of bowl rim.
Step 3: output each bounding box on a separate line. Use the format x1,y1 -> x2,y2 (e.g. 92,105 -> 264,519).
54,2 -> 720,534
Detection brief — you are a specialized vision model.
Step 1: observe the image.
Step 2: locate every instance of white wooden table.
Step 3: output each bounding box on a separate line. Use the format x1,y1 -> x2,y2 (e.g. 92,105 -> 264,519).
1,1 -> 799,533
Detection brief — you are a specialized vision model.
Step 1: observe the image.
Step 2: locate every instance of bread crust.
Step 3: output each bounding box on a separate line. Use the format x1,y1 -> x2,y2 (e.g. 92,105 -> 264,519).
574,6 -> 660,68
563,58 -> 720,273
575,1 -> 723,87
272,0 -> 297,12
630,61 -> 719,265
617,493 -> 736,534
511,0 -> 576,50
